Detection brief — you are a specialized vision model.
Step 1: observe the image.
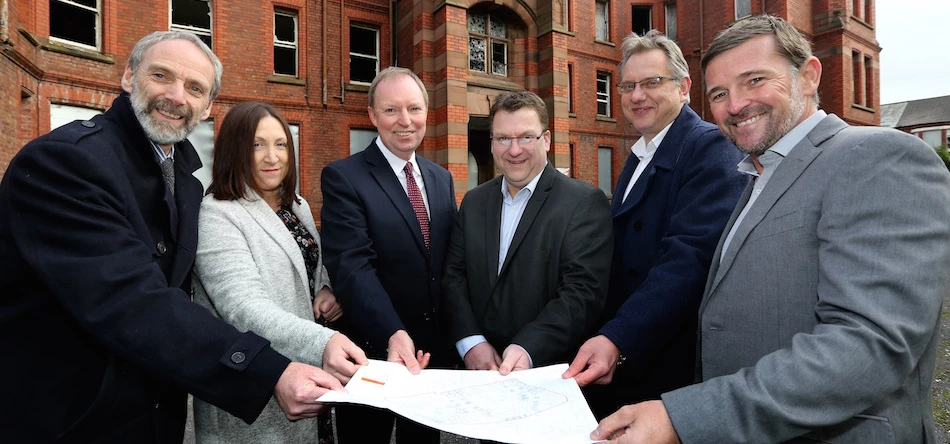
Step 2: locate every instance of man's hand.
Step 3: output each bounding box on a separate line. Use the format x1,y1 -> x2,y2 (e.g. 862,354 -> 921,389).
387,329 -> 430,374
273,362 -> 344,421
498,344 -> 531,375
463,341 -> 502,370
562,335 -> 621,387
590,400 -> 680,444
313,286 -> 343,322
323,333 -> 368,384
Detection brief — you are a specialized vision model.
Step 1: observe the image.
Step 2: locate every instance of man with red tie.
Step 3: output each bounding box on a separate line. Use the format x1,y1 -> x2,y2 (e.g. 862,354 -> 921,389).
321,67 -> 457,444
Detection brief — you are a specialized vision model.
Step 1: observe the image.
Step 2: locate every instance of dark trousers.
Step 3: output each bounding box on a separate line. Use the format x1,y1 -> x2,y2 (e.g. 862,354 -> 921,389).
335,404 -> 440,444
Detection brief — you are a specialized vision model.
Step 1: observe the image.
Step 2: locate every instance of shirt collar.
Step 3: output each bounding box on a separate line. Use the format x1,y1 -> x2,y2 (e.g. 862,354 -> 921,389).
500,164 -> 546,200
735,109 -> 827,177
376,137 -> 419,176
631,119 -> 675,159
150,140 -> 174,162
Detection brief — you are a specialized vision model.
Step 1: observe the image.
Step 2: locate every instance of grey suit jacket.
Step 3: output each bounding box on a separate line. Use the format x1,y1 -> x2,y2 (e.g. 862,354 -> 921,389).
192,190 -> 336,444
662,114 -> 950,443
442,164 -> 613,366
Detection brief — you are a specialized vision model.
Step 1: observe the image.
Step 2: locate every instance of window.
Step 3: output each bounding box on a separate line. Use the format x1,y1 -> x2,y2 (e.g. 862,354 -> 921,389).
568,143 -> 576,178
851,0 -> 865,20
595,1 -> 610,41
50,0 -> 101,50
596,71 -> 611,117
568,64 -> 575,113
865,0 -> 873,24
350,24 -> 380,84
188,120 -> 215,191
274,10 -> 298,77
289,124 -> 300,195
50,104 -> 100,131
170,0 -> 212,48
735,0 -> 752,20
632,5 -> 652,37
665,3 -> 677,41
852,50 -> 864,106
350,129 -> 378,155
468,12 -> 508,76
864,55 -> 873,108
598,147 -> 612,195
921,130 -> 943,148
564,0 -> 572,31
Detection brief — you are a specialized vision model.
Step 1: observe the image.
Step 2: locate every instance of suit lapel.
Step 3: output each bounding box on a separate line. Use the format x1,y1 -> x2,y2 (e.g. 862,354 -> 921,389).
614,106 -> 696,217
705,115 -> 845,300
239,189 -> 310,293
497,165 -> 555,279
366,143 -> 429,256
611,153 -> 639,215
486,179 -> 503,290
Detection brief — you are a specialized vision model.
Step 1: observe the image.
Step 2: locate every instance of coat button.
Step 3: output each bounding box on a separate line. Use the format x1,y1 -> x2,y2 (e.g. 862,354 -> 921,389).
628,268 -> 639,278
634,221 -> 643,231
81,120 -> 96,128
231,351 -> 246,364
156,241 -> 167,255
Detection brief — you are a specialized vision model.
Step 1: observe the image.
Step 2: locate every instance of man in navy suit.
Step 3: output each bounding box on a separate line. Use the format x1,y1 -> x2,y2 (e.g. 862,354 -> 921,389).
0,31 -> 349,443
564,30 -> 746,419
321,67 -> 456,444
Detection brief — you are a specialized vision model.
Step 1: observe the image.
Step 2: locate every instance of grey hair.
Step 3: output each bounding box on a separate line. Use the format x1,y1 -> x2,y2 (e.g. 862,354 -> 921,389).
702,15 -> 818,104
368,67 -> 430,108
618,29 -> 691,104
127,31 -> 223,100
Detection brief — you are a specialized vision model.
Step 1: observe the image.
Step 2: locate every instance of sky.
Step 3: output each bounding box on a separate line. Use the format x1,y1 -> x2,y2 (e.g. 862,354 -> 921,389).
876,0 -> 950,104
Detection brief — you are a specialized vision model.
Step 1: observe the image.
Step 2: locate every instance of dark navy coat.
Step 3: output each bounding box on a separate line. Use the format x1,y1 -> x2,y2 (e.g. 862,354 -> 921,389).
0,94 -> 289,443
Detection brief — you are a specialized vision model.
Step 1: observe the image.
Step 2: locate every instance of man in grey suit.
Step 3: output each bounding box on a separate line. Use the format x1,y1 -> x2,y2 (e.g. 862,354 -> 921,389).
443,90 -> 613,374
592,15 -> 950,443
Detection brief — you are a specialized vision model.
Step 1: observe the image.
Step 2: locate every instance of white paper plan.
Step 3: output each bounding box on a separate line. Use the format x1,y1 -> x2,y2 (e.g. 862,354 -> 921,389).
317,359 -> 604,444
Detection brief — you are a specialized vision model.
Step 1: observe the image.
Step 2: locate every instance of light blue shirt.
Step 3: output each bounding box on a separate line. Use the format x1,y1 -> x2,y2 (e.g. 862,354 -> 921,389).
720,110 -> 827,262
455,167 -> 546,366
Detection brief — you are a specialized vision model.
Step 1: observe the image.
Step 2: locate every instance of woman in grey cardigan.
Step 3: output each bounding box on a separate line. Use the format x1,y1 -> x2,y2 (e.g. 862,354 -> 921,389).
193,102 -> 366,444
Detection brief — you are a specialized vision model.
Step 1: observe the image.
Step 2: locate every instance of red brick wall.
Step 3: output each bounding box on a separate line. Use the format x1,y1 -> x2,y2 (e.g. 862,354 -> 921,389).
1,0 -> 881,212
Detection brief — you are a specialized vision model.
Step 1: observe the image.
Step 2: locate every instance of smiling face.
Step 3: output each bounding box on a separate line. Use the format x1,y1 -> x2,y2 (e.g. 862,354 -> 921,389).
121,39 -> 215,152
619,49 -> 690,143
251,115 -> 290,207
367,74 -> 428,160
490,108 -> 551,196
705,35 -> 820,156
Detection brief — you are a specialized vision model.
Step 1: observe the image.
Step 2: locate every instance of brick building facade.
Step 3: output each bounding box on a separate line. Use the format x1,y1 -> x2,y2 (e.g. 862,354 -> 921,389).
0,0 -> 880,215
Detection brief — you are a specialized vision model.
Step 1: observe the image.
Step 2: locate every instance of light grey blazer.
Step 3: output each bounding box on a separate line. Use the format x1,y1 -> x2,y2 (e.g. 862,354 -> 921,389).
662,114 -> 950,443
192,189 -> 336,444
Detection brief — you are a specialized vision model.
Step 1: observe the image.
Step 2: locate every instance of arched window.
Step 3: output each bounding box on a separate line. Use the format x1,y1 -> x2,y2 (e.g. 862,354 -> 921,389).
468,12 -> 508,76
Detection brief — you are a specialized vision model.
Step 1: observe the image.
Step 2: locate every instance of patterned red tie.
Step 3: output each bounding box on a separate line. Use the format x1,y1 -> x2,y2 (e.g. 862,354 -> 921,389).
404,162 -> 430,252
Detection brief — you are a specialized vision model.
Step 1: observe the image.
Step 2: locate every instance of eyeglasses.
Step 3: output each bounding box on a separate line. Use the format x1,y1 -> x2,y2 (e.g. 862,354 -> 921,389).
490,132 -> 545,148
616,76 -> 677,94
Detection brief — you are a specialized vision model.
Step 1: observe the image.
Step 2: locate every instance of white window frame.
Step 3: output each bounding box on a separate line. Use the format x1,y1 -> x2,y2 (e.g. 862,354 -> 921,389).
596,71 -> 611,117
49,0 -> 101,51
349,24 -> 380,85
169,0 -> 213,49
595,1 -> 610,42
274,9 -> 299,77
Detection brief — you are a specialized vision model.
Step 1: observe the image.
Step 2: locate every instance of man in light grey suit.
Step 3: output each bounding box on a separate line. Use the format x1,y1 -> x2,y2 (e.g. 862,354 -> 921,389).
592,15 -> 950,443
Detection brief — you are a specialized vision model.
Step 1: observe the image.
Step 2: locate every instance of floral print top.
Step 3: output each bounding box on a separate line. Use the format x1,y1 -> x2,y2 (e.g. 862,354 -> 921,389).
276,203 -> 319,301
